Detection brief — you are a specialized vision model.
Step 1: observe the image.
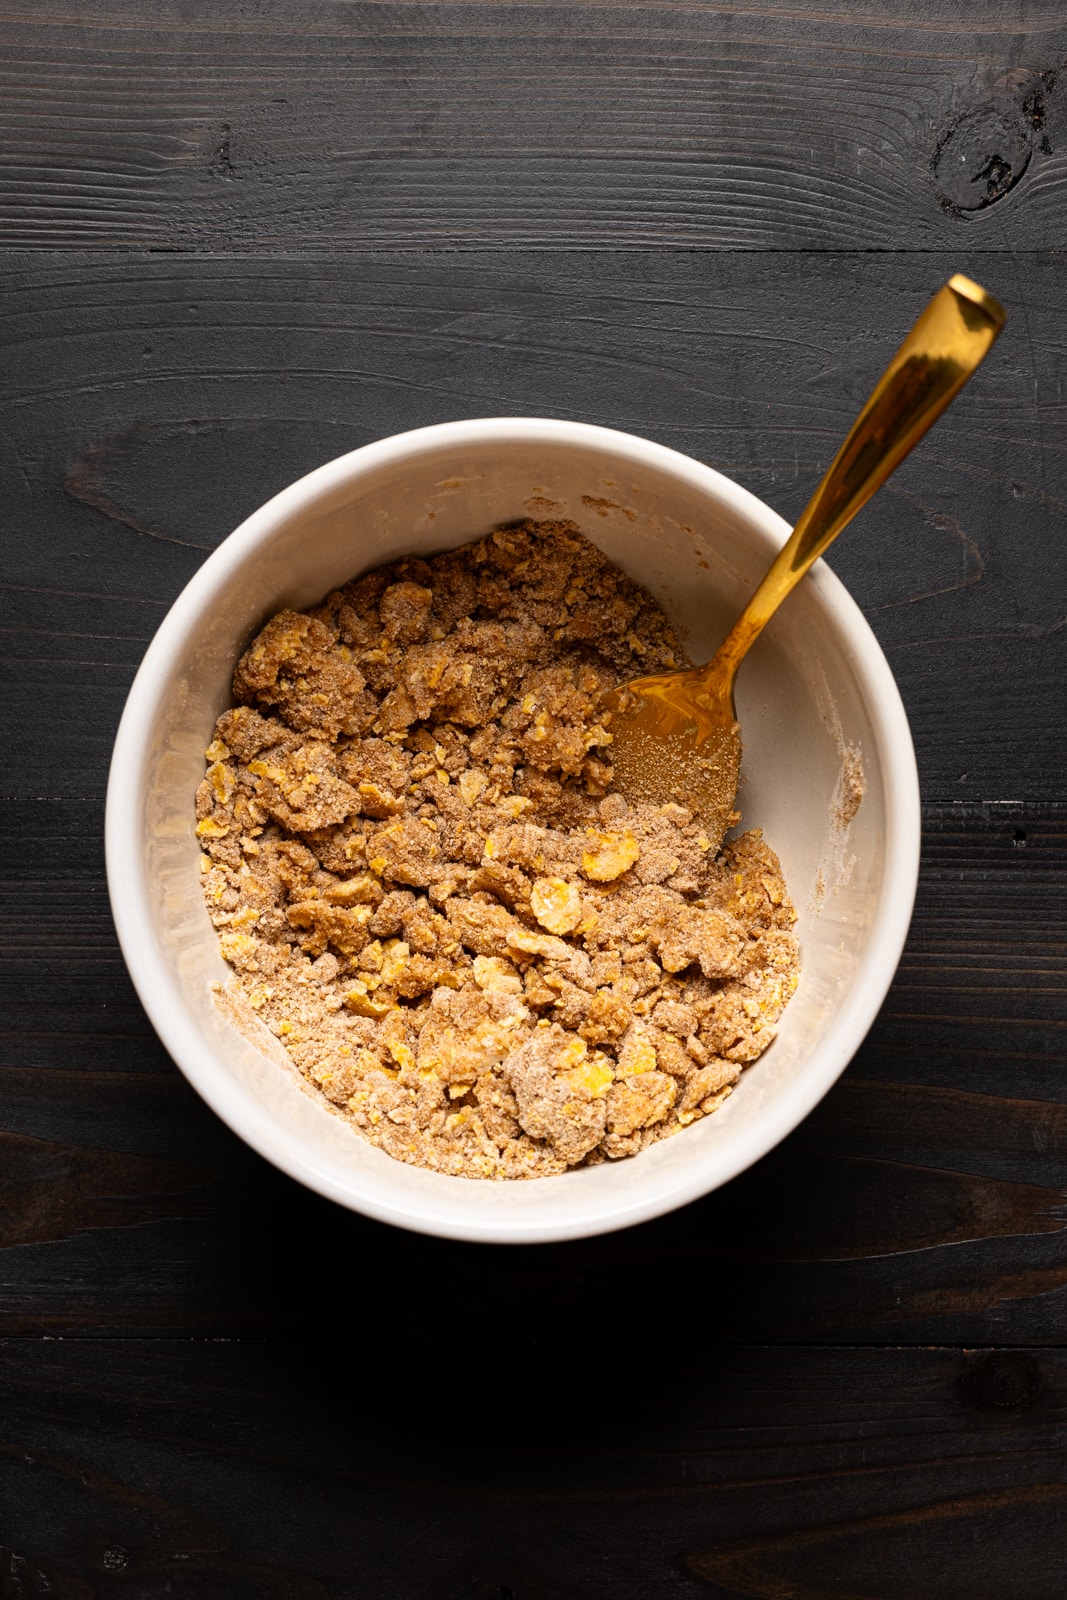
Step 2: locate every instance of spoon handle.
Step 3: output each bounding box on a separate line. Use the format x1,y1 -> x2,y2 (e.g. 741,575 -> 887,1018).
707,274 -> 1006,689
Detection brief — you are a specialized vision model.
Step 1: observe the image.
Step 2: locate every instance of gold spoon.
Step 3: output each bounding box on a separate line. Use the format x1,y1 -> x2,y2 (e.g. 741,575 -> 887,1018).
604,274 -> 1006,849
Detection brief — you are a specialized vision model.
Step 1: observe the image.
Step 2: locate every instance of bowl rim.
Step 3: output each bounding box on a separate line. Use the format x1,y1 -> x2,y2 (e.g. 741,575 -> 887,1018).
106,417 -> 920,1243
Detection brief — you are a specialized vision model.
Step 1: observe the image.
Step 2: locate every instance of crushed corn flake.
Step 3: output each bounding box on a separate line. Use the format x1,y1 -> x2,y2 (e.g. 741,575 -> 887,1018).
198,521 -> 799,1178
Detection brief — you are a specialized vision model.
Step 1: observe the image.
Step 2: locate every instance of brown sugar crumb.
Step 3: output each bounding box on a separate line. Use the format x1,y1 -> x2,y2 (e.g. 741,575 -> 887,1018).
198,520 -> 799,1179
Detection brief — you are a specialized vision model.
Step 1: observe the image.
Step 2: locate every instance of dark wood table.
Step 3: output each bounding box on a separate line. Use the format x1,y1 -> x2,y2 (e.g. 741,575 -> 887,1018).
3,3 -> 1066,1595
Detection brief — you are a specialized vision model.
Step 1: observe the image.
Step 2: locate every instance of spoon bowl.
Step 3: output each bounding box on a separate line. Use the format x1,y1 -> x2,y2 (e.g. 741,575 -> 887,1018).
605,274 -> 1006,845
602,658 -> 740,836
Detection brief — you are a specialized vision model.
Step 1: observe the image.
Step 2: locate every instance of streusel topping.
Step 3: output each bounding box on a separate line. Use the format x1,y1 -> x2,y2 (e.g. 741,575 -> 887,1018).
197,522 -> 798,1178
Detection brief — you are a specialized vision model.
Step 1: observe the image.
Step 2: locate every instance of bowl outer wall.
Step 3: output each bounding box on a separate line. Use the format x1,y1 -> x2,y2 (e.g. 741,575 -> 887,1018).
106,418 -> 920,1243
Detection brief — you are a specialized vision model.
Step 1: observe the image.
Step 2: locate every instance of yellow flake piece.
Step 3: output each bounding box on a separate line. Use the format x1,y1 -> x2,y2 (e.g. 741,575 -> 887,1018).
247,759 -> 286,783
563,1054 -> 615,1099
204,738 -> 230,762
472,955 -> 523,994
507,926 -> 569,960
344,984 -> 393,1020
616,1026 -> 657,1078
358,781 -> 402,814
660,802 -> 690,823
226,907 -> 260,930
324,874 -> 382,908
380,939 -> 410,983
556,1036 -> 587,1069
387,1039 -> 417,1072
218,931 -> 257,963
196,817 -> 230,838
581,830 -> 640,882
530,876 -> 583,935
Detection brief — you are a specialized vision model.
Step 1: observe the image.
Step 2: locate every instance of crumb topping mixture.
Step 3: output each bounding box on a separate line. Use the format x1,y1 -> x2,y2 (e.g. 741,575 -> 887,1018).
197,521 -> 799,1179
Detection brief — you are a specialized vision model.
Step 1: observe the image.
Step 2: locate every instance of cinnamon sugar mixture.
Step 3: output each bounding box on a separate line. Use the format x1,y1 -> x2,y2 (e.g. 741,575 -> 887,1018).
196,522 -> 799,1178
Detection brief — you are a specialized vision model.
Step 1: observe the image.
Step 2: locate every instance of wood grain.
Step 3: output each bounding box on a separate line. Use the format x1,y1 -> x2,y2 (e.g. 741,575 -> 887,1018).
2,1339 -> 1066,1598
2,252 -> 1065,804
1,5 -> 1065,1587
0,1 -> 1066,250
1,797 -> 1063,1341
1,249 -> 1064,1347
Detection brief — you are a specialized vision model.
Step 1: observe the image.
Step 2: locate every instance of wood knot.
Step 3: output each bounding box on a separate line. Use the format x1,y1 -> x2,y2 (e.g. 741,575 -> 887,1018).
961,1351 -> 1042,1413
932,70 -> 1057,215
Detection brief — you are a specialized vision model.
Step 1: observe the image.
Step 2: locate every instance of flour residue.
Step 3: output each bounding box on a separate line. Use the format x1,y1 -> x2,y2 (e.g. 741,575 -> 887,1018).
812,742 -> 866,912
835,745 -> 866,829
581,494 -> 637,522
212,977 -> 356,1121
212,979 -> 293,1070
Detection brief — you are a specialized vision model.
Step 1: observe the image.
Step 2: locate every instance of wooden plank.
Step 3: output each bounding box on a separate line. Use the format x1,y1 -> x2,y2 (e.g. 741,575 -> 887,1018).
2,8 -> 1062,1591
0,1 -> 1065,250
1,800 -> 1063,1341
2,1338 -> 1067,1597
2,251 -> 1064,803
2,250 -> 1064,1343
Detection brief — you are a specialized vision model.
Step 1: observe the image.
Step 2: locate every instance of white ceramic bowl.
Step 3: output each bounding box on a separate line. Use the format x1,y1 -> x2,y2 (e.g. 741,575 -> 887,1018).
106,419 -> 919,1243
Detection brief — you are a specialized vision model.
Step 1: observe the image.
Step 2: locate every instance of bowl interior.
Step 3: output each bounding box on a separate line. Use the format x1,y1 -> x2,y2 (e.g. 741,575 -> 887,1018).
109,422 -> 916,1242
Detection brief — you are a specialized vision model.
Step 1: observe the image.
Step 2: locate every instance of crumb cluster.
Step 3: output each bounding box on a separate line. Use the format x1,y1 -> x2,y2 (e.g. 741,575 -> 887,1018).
197,521 -> 799,1179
